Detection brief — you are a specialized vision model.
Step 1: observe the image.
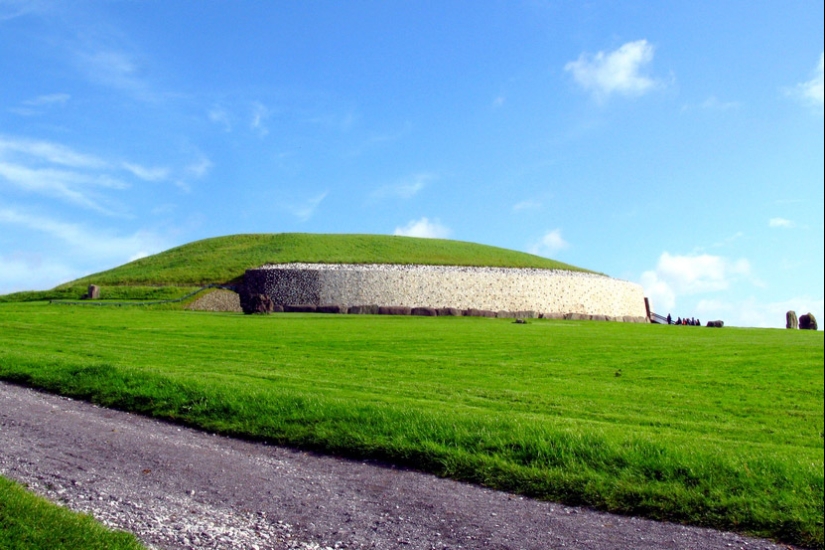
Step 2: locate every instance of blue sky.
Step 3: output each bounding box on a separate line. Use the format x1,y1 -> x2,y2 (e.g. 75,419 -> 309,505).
1,1 -> 822,328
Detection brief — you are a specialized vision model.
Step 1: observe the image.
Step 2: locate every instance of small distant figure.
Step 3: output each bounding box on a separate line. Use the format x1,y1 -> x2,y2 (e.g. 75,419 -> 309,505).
676,317 -> 682,325
666,313 -> 672,325
696,318 -> 700,326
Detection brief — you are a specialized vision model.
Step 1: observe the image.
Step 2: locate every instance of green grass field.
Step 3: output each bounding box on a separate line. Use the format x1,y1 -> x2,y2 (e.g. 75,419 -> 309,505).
0,302 -> 821,548
0,475 -> 145,550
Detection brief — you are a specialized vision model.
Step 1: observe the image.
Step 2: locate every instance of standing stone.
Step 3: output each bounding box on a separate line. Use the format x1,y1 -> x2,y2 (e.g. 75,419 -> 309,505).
786,310 -> 798,329
799,313 -> 818,331
87,284 -> 100,300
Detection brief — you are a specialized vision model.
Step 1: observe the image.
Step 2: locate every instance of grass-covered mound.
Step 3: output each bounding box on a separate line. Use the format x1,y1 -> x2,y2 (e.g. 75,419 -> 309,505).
0,233 -> 590,303
65,233 -> 588,287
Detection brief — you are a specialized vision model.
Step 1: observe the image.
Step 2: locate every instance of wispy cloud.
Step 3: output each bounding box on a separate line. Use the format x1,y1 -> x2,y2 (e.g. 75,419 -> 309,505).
288,191 -> 328,221
25,93 -> 71,106
529,229 -> 569,257
394,217 -> 451,239
208,106 -> 232,132
122,162 -> 170,182
769,217 -> 794,228
513,199 -> 543,212
0,207 -> 166,261
565,40 -> 664,101
789,52 -> 824,108
682,96 -> 741,112
0,135 -> 203,210
371,173 -> 434,200
251,101 -> 270,136
73,47 -> 153,99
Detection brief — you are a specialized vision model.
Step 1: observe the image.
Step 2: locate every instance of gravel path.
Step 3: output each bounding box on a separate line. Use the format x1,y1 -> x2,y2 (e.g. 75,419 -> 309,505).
0,381 -> 798,550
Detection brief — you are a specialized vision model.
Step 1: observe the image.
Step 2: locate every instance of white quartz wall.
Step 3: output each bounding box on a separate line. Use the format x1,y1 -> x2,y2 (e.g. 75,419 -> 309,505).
250,263 -> 647,319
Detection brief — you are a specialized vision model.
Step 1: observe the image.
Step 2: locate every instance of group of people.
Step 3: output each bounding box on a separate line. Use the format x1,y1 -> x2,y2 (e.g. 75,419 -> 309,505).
666,314 -> 700,326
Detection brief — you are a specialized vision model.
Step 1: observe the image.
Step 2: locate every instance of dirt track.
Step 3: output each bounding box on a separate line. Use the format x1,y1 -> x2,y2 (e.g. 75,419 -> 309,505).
0,381 -> 797,550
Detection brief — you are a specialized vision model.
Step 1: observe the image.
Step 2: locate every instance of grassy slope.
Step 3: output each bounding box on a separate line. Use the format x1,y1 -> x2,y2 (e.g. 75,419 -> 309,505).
0,303 -> 821,548
0,475 -> 145,550
61,233 -> 591,287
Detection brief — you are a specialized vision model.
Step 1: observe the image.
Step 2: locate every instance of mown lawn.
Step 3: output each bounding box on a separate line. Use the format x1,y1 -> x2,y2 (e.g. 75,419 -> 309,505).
0,475 -> 145,550
0,302 -> 822,548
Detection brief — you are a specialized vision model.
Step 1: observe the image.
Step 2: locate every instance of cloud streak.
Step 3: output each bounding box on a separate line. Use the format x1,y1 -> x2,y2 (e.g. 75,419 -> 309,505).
371,173 -> 433,200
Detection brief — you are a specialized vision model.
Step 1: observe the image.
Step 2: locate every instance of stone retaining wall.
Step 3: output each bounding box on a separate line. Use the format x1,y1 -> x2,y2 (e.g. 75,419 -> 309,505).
243,263 -> 648,321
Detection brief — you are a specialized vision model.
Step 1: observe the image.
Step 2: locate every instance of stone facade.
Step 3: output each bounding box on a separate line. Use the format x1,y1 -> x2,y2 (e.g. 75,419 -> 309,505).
242,263 -> 648,320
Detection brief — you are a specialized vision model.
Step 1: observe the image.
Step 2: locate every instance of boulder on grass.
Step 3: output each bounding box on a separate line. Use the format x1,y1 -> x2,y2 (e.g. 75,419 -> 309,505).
86,284 -> 100,300
799,313 -> 818,331
786,310 -> 798,329
706,320 -> 724,328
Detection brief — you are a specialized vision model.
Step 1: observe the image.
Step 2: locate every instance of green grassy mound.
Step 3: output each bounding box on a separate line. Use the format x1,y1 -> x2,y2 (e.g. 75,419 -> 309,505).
68,232 -> 588,287
1,233 -> 590,303
0,475 -> 145,550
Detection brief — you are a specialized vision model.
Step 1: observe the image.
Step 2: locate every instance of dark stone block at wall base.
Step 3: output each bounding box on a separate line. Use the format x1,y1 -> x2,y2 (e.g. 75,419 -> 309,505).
284,304 -> 317,313
464,308 -> 496,318
378,306 -> 411,316
348,305 -> 380,315
436,307 -> 463,316
317,305 -> 346,314
411,307 -> 438,316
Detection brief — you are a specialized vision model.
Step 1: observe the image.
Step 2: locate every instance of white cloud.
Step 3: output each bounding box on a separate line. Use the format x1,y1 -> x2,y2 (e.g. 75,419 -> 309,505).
769,217 -> 794,228
289,191 -> 328,221
371,173 -> 433,200
394,217 -> 451,239
492,96 -> 506,108
529,229 -> 569,257
565,40 -> 662,100
792,52 -> 824,108
640,252 -> 755,315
